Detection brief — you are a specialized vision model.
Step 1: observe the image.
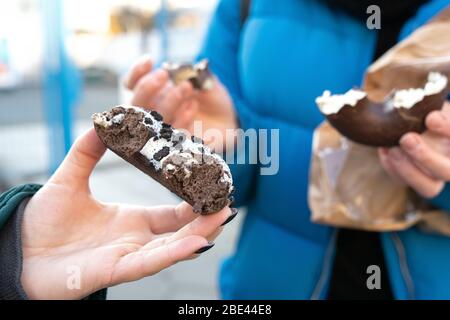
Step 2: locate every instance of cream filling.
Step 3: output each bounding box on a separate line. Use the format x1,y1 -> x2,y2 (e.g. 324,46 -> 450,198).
92,113 -> 125,128
139,137 -> 174,170
393,72 -> 447,108
316,89 -> 367,115
316,72 -> 448,115
131,108 -> 233,191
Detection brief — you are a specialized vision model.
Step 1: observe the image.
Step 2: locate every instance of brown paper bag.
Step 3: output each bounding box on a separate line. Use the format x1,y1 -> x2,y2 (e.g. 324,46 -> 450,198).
309,6 -> 450,235
309,122 -> 450,235
364,6 -> 450,100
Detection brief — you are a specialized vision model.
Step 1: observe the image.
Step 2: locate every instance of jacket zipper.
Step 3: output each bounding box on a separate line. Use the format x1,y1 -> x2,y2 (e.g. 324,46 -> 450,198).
310,229 -> 338,300
390,232 -> 415,299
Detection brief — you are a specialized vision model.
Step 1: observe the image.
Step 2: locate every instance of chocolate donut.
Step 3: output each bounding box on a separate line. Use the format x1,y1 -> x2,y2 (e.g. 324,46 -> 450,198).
315,72 -> 448,147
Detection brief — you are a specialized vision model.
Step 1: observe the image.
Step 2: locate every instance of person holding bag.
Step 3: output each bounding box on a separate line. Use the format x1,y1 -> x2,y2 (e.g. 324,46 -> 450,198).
125,0 -> 450,299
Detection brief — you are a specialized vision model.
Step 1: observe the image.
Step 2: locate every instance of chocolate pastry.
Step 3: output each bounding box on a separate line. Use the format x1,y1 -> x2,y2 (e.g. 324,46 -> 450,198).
315,72 -> 448,147
163,59 -> 214,90
92,106 -> 233,214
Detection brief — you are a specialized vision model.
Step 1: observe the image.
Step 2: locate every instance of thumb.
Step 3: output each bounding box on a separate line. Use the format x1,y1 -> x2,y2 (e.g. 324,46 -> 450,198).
50,128 -> 106,189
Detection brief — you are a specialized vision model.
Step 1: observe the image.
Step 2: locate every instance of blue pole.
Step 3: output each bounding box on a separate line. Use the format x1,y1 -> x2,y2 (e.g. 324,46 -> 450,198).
158,0 -> 169,62
41,0 -> 81,173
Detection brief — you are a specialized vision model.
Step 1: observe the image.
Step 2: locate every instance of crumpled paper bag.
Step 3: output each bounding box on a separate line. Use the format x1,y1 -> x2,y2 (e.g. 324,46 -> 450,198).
308,6 -> 450,235
309,122 -> 450,235
364,6 -> 450,101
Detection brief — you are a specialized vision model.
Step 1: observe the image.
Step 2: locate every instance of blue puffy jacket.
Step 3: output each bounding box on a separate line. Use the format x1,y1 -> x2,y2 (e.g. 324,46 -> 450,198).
198,0 -> 450,299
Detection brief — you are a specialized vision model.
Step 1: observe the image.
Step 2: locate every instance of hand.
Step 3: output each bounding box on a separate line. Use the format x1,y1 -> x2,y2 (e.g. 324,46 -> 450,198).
124,56 -> 238,150
21,129 -> 233,300
379,102 -> 450,198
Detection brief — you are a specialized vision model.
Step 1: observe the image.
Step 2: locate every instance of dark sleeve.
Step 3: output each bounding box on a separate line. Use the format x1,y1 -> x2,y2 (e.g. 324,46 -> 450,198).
0,197 -> 29,299
0,195 -> 107,300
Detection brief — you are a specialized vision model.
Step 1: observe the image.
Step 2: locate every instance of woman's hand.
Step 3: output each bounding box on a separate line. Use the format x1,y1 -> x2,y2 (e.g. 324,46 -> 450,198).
379,101 -> 450,198
21,129 -> 233,300
124,56 -> 238,150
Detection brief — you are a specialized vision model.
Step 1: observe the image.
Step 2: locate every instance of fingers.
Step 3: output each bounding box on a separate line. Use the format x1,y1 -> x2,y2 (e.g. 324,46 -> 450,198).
171,98 -> 199,130
400,133 -> 450,181
131,69 -> 169,108
142,206 -> 232,251
161,206 -> 231,243
128,62 -> 196,125
144,202 -> 198,234
378,148 -> 405,186
426,109 -> 450,138
153,81 -> 195,124
111,235 -> 208,284
50,128 -> 106,188
384,147 -> 444,198
381,122 -> 450,198
124,55 -> 153,90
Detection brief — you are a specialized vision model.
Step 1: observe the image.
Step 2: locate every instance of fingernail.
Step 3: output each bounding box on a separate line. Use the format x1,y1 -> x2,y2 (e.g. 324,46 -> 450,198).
389,148 -> 405,161
139,61 -> 151,71
400,134 -> 420,151
143,59 -> 152,68
221,208 -> 238,226
195,242 -> 215,254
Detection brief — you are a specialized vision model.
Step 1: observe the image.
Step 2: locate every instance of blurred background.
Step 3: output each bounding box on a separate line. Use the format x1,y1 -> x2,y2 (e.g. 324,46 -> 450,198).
0,0 -> 243,299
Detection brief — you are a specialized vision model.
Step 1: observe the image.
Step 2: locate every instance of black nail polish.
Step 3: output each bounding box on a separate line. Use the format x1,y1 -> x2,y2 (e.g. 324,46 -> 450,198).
195,242 -> 215,254
221,208 -> 238,226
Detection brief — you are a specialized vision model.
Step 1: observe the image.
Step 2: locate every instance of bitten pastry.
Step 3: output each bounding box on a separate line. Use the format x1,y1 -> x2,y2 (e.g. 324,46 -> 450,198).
315,72 -> 449,147
162,59 -> 214,90
92,106 -> 233,214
